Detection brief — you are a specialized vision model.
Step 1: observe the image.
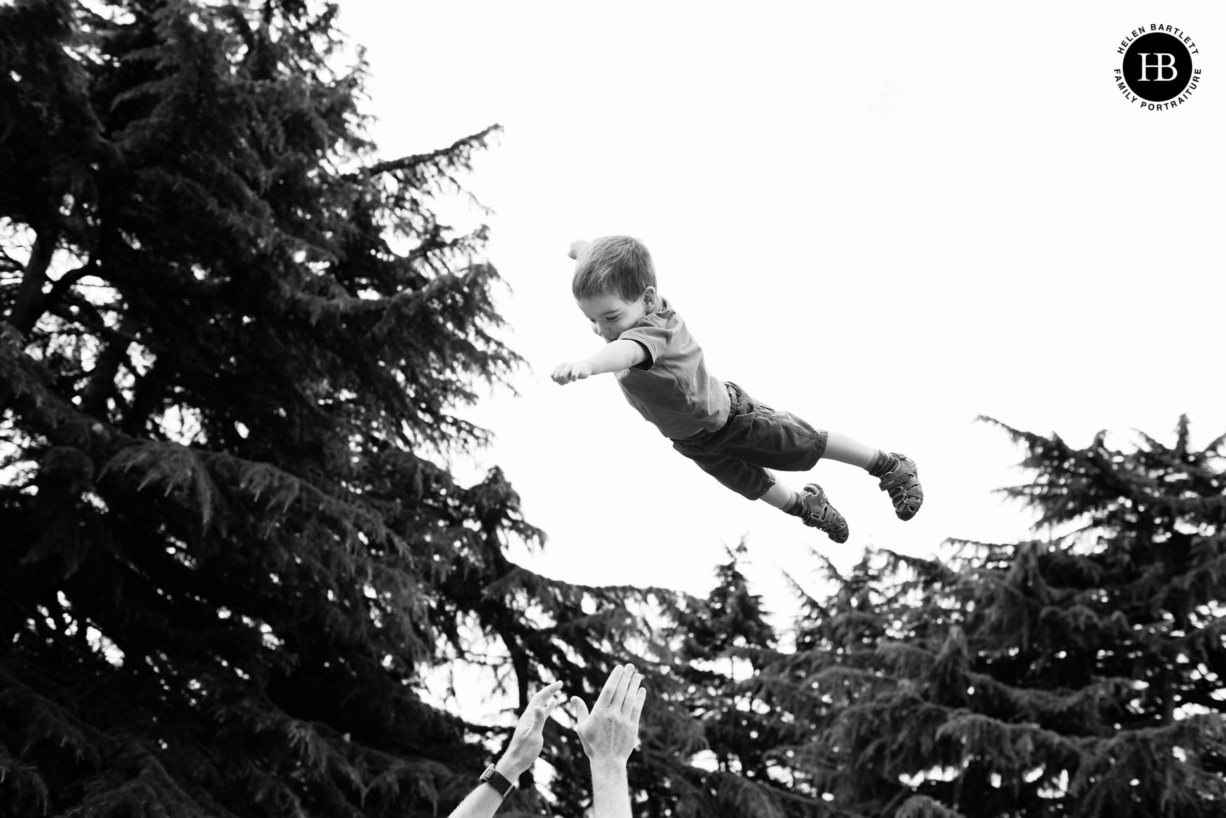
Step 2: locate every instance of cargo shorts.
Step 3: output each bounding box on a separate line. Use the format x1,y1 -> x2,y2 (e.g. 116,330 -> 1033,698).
670,381 -> 828,500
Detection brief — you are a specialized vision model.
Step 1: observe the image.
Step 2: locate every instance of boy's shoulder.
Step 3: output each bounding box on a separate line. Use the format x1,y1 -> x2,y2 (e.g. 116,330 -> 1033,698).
640,296 -> 681,326
620,297 -> 693,362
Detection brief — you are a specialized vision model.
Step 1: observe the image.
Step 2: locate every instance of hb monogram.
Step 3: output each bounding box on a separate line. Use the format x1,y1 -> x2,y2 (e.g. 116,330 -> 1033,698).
1137,53 -> 1178,81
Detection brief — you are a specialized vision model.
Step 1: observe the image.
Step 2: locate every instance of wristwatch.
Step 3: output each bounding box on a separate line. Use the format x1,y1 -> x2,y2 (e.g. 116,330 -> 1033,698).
479,764 -> 517,797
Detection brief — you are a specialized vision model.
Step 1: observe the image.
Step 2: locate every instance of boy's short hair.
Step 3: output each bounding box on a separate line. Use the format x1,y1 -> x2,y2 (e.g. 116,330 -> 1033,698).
572,236 -> 656,302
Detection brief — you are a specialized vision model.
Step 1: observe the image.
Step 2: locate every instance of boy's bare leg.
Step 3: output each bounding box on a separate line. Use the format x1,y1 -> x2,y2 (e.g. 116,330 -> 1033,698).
759,481 -> 792,509
760,476 -> 849,543
819,432 -> 925,521
822,431 -> 876,469
821,432 -> 923,520
764,432 -> 924,528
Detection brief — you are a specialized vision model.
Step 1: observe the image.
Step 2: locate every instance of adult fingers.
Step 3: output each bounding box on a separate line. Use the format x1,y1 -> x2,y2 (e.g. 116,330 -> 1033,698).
596,664 -> 626,708
529,680 -> 563,708
621,672 -> 643,716
610,663 -> 635,710
569,696 -> 590,723
629,686 -> 647,730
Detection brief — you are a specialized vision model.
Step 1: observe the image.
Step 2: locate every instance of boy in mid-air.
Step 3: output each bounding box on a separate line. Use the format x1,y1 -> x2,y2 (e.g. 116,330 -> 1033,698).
550,236 -> 922,542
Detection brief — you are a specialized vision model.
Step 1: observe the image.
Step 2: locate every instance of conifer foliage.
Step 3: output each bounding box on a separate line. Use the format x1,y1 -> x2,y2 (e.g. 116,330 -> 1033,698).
642,544 -> 819,818
0,1 -> 565,815
760,417 -> 1226,817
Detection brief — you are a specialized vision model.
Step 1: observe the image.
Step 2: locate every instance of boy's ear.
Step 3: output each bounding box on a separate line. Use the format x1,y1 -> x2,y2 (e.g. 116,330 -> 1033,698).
642,286 -> 658,309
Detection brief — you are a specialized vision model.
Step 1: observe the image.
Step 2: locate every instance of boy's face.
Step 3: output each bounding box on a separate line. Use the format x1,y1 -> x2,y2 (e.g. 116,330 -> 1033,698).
576,288 -> 656,343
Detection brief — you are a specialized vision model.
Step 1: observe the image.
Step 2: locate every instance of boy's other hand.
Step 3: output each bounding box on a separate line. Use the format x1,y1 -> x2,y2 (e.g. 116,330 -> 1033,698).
568,239 -> 590,260
551,361 -> 594,384
570,664 -> 646,764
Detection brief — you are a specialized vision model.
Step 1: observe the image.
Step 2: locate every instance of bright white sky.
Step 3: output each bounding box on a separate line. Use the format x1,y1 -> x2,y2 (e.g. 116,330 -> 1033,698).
335,2 -> 1225,629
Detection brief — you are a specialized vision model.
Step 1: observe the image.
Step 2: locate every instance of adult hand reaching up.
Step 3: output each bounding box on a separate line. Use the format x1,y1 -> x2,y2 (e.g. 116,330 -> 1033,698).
498,680 -> 564,779
570,664 -> 646,818
446,680 -> 563,818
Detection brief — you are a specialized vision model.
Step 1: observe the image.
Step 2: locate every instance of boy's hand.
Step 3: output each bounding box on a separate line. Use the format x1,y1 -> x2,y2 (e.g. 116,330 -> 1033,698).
551,361 -> 594,384
567,239 -> 590,260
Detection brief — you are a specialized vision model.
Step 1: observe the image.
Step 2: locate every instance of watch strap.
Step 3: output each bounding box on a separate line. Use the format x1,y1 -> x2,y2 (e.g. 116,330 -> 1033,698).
479,763 -> 516,797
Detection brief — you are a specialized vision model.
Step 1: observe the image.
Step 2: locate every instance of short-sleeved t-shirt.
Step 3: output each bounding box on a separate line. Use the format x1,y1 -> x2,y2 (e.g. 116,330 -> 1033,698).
615,298 -> 730,440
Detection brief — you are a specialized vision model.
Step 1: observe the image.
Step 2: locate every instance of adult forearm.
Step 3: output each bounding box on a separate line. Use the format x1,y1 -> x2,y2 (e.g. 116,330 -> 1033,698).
445,758 -> 520,818
584,340 -> 644,375
445,784 -> 503,818
590,758 -> 632,818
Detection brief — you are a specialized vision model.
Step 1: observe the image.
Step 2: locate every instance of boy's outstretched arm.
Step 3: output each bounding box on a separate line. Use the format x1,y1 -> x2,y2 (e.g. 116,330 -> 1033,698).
552,340 -> 646,384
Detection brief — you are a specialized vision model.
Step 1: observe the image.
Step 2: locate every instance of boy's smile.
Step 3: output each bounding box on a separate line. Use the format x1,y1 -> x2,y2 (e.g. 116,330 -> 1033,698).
576,288 -> 656,343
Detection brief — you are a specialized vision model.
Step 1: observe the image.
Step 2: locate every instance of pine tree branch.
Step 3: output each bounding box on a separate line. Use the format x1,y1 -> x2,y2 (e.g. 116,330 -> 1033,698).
357,125 -> 501,180
47,296 -> 139,350
8,228 -> 58,335
220,4 -> 256,54
0,664 -> 110,771
287,269 -> 466,323
120,357 -> 172,436
34,259 -> 98,323
0,247 -> 22,272
79,312 -> 138,420
1,333 -> 398,554
1178,687 -> 1226,714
